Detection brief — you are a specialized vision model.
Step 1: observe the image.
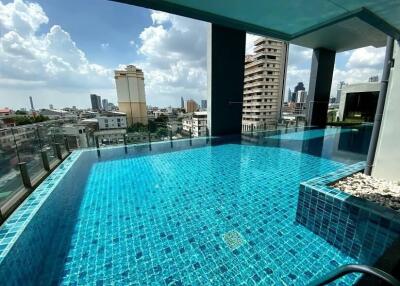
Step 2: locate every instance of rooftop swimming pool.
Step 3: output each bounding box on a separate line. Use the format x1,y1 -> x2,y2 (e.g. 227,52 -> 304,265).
2,124 -> 397,285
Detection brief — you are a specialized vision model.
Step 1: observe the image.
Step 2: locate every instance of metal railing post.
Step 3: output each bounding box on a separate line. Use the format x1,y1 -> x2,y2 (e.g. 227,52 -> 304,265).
189,128 -> 192,146
169,130 -> 173,148
0,210 -> 4,225
18,162 -> 32,189
41,151 -> 50,171
10,127 -> 21,162
95,136 -> 101,157
250,124 -> 254,134
64,136 -> 70,153
147,126 -> 152,151
123,134 -> 127,154
54,143 -> 62,160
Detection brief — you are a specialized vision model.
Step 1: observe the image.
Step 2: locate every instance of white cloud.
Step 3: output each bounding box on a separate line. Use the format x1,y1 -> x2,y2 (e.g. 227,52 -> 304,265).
245,33 -> 259,55
283,44 -> 384,99
330,46 -> 384,97
346,46 -> 385,70
0,0 -> 48,36
0,0 -> 114,108
100,42 -> 109,49
284,44 -> 312,98
134,10 -> 207,107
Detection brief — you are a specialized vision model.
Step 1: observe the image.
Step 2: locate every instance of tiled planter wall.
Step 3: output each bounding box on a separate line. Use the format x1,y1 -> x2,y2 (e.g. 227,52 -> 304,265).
296,162 -> 400,264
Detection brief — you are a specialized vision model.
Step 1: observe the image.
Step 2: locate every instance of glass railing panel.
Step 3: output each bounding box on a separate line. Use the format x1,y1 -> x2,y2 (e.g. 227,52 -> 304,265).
0,128 -> 23,207
37,125 -> 59,166
13,126 -> 45,183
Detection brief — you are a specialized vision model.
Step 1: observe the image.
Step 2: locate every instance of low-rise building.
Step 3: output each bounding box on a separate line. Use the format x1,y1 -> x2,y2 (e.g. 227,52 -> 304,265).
0,108 -> 13,117
182,111 -> 207,137
338,82 -> 380,122
40,109 -> 77,120
97,112 -> 127,130
62,124 -> 89,148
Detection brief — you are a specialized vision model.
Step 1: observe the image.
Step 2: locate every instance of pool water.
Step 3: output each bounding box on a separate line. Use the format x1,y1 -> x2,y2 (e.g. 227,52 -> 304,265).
37,143 -> 364,285
267,127 -> 355,141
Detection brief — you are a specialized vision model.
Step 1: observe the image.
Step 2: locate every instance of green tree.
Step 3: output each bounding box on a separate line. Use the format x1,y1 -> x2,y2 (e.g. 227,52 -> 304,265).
127,122 -> 147,133
156,127 -> 168,138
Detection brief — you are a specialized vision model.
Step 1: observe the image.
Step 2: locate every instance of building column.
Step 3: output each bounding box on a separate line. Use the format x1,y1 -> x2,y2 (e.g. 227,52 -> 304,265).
207,24 -> 246,136
306,48 -> 336,127
372,39 -> 399,180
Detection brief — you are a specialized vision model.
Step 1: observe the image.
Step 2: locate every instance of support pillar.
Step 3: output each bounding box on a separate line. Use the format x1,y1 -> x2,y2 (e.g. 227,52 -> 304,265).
306,48 -> 336,127
207,24 -> 246,136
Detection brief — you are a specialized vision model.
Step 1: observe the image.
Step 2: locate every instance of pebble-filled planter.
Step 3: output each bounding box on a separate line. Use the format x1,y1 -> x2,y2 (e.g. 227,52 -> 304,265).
332,173 -> 400,212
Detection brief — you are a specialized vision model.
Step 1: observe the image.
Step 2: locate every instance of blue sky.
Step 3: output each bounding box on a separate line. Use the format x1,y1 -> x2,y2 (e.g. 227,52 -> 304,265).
0,0 -> 385,110
34,0 -> 149,67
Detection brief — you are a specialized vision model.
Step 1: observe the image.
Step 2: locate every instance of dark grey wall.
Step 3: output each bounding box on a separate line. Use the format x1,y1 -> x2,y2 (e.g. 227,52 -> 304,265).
306,48 -> 336,127
208,24 -> 246,136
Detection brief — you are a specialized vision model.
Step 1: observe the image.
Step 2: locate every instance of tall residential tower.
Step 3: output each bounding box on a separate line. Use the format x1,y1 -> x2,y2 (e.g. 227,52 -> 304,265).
114,65 -> 148,125
90,94 -> 102,111
242,37 -> 288,131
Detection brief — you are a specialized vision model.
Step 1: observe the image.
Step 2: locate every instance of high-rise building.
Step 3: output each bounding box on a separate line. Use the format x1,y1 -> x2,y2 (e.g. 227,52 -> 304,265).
114,65 -> 148,125
289,82 -> 306,103
201,100 -> 207,110
242,37 -> 288,131
336,81 -> 346,104
296,90 -> 307,103
287,88 -> 292,102
29,96 -> 34,111
185,99 -> 198,113
102,99 -> 109,111
49,104 -> 54,110
90,94 -> 102,111
294,82 -> 305,93
181,97 -> 185,109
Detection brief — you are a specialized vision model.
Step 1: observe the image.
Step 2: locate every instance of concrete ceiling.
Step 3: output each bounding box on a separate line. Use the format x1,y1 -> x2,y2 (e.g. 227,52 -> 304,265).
111,0 -> 400,51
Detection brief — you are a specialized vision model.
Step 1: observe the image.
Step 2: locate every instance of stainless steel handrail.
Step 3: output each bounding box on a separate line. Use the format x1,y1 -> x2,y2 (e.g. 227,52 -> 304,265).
308,264 -> 400,286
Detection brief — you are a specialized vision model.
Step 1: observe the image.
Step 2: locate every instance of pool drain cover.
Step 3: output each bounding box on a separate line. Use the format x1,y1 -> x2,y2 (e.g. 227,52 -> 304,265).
223,230 -> 246,250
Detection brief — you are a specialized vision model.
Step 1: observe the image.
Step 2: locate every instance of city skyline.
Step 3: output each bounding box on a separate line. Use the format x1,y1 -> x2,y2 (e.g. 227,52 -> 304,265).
0,0 -> 386,111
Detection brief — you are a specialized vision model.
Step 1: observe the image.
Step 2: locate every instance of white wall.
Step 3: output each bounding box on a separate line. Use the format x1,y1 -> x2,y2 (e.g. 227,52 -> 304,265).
373,41 -> 400,181
338,82 -> 380,121
98,116 -> 127,130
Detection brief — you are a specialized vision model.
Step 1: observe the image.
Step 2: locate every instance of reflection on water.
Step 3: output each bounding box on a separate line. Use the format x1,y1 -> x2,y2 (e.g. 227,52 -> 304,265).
240,124 -> 373,164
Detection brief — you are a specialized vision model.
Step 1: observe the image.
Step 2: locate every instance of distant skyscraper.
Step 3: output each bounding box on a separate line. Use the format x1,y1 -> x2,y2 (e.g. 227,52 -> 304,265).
102,99 -> 109,111
287,88 -> 292,102
336,81 -> 346,104
296,90 -> 307,103
185,99 -> 198,113
29,96 -> 34,110
242,37 -> 288,131
114,65 -> 148,125
294,82 -> 305,93
181,97 -> 185,109
90,94 -> 102,111
201,100 -> 207,110
49,104 -> 54,110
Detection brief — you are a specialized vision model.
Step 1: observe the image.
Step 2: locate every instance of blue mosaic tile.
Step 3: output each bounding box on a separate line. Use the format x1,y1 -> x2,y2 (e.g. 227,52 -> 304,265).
0,142 -> 376,285
296,162 -> 400,266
